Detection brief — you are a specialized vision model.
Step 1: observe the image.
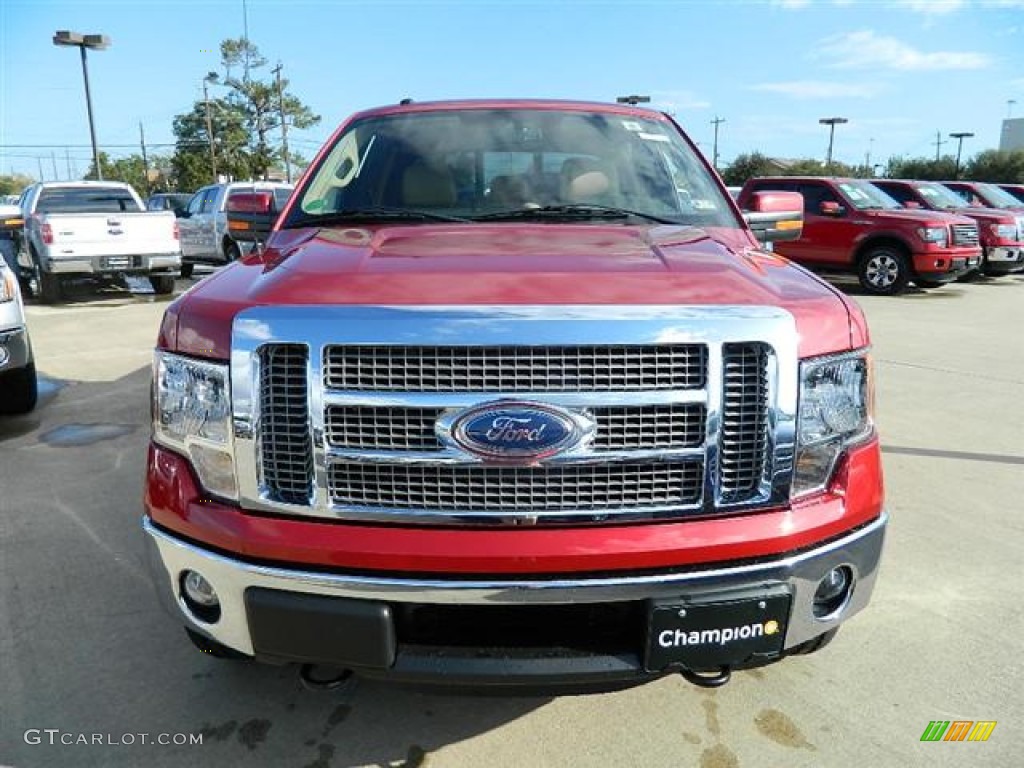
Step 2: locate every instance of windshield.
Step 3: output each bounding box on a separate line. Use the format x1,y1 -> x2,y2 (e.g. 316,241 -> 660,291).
837,181 -> 902,210
973,182 -> 1022,209
287,108 -> 736,228
915,183 -> 969,210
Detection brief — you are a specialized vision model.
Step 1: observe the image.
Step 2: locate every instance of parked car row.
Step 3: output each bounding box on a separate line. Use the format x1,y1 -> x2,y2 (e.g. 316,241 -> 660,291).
737,177 -> 1023,294
0,180 -> 294,304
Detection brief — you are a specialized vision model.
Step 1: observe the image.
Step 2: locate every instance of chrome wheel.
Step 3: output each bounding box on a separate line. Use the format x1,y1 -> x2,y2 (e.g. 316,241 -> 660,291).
865,254 -> 899,289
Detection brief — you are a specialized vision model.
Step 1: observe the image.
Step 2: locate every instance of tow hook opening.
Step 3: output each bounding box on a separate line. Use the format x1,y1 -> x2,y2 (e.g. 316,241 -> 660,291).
298,664 -> 355,692
680,666 -> 731,688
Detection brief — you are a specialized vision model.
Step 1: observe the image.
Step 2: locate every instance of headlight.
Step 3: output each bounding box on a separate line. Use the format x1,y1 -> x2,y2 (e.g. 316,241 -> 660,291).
990,223 -> 1017,240
917,226 -> 948,246
793,351 -> 874,496
0,268 -> 17,303
153,351 -> 237,499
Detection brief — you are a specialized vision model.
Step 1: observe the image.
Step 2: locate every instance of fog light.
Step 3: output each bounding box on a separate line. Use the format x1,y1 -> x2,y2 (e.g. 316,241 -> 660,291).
181,570 -> 221,623
813,566 -> 853,619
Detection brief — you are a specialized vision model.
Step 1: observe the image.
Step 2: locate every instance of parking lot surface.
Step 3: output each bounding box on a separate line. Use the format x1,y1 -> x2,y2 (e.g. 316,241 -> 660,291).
1,274 -> 1022,767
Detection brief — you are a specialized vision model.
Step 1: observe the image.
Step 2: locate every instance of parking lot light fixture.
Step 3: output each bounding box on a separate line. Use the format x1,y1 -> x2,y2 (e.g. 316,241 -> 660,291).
53,30 -> 110,181
949,132 -> 974,178
819,117 -> 849,171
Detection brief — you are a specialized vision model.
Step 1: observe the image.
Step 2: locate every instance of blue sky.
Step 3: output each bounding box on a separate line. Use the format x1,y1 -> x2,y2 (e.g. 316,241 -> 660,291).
1,0 -> 1022,182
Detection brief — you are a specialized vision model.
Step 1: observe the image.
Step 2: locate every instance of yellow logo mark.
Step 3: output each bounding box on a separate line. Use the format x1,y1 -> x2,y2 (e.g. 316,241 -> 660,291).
763,620 -> 779,635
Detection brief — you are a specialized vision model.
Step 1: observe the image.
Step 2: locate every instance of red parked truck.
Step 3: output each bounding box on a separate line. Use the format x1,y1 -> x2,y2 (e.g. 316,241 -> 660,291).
942,181 -> 1024,213
873,179 -> 1024,275
737,177 -> 982,295
144,100 -> 886,693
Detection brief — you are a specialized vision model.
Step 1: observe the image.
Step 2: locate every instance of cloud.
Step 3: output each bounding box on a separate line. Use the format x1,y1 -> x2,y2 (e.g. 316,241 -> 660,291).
897,0 -> 965,14
651,90 -> 712,112
815,30 -> 991,70
750,80 -> 880,99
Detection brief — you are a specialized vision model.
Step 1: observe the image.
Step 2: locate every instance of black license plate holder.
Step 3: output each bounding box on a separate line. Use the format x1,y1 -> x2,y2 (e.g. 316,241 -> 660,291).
645,592 -> 790,672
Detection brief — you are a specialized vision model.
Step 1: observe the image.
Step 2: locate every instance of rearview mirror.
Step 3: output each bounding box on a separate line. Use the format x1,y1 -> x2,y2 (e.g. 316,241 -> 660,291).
225,192 -> 277,244
819,201 -> 843,216
742,191 -> 803,243
902,201 -> 922,209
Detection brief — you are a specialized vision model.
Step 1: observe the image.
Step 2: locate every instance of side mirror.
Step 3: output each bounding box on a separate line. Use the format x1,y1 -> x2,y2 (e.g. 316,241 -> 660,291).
902,201 -> 922,209
226,192 -> 277,244
819,201 -> 844,216
742,191 -> 803,243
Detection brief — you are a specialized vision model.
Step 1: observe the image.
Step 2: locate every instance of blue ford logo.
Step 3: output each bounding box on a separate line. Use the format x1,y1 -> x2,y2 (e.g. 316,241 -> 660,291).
449,402 -> 583,461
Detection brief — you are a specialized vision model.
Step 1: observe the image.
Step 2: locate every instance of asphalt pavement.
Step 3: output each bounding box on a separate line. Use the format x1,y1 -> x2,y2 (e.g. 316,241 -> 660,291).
1,272 -> 1022,768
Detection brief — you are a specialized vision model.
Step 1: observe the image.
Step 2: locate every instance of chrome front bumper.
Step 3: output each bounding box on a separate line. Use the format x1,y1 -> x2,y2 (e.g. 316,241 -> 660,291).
986,246 -> 1024,265
144,512 -> 887,661
46,253 -> 181,275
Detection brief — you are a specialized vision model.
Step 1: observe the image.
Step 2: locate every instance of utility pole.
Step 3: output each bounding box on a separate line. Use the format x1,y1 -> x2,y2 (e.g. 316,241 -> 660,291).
202,76 -> 218,183
933,130 -> 946,162
65,147 -> 72,179
51,151 -> 59,180
710,116 -> 725,170
242,0 -> 251,83
272,62 -> 291,182
37,157 -> 44,181
139,121 -> 150,195
864,138 -> 874,173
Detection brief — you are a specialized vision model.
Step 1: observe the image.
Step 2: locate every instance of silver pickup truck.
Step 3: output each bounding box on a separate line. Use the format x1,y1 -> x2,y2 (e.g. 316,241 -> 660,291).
19,181 -> 181,303
177,182 -> 292,277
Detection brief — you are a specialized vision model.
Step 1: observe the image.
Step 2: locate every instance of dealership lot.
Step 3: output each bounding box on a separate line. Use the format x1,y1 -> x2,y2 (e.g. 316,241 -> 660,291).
1,274 -> 1022,768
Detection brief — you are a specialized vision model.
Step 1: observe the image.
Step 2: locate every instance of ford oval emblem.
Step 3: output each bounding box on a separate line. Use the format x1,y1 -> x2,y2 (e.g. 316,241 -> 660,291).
449,402 -> 583,461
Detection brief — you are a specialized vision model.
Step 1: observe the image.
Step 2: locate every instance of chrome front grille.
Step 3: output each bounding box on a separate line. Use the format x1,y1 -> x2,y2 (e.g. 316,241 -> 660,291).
324,403 -> 706,452
233,306 -> 797,525
323,344 -> 706,392
719,343 -> 771,503
327,462 -> 704,514
951,223 -> 979,247
258,344 -> 314,504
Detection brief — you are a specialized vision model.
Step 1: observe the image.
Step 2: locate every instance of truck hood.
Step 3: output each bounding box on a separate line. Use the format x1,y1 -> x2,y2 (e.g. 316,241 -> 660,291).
861,207 -> 970,225
167,224 -> 861,359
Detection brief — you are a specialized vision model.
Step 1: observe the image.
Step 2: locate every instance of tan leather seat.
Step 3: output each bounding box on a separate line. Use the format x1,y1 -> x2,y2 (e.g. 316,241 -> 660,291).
401,162 -> 456,207
559,158 -> 613,204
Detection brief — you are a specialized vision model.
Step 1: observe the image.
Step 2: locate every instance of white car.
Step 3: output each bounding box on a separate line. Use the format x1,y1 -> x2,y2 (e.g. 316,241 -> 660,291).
0,258 -> 36,414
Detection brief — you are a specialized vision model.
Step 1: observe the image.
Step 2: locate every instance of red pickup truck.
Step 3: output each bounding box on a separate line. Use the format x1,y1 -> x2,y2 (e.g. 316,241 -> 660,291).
873,179 -> 1024,275
144,100 -> 886,693
738,177 -> 982,294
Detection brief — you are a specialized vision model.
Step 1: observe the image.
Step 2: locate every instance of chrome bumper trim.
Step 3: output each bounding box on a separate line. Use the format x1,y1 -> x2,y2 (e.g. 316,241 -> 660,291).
144,511 -> 887,657
46,253 -> 181,274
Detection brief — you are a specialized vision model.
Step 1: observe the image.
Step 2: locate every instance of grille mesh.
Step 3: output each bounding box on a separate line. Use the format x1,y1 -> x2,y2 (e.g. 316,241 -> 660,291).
324,404 -> 706,452
258,344 -> 313,504
951,224 -> 979,247
323,345 -> 706,392
719,343 -> 770,503
327,462 -> 703,512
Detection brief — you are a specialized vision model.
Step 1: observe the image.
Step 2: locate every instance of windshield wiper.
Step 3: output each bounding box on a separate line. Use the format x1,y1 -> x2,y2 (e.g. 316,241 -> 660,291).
472,204 -> 676,224
283,207 -> 471,229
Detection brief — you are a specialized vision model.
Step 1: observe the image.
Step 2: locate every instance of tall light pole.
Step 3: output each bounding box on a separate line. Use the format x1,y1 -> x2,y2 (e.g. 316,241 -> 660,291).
53,30 -> 110,181
202,72 -> 219,183
711,116 -> 725,170
949,132 -> 974,178
819,117 -> 848,171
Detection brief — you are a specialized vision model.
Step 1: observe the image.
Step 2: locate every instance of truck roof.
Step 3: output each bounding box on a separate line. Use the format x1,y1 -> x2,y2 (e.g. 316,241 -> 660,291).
351,98 -> 671,121
32,180 -> 135,189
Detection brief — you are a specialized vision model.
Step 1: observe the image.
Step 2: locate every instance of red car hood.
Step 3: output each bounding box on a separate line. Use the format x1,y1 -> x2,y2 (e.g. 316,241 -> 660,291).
165,224 -> 861,359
